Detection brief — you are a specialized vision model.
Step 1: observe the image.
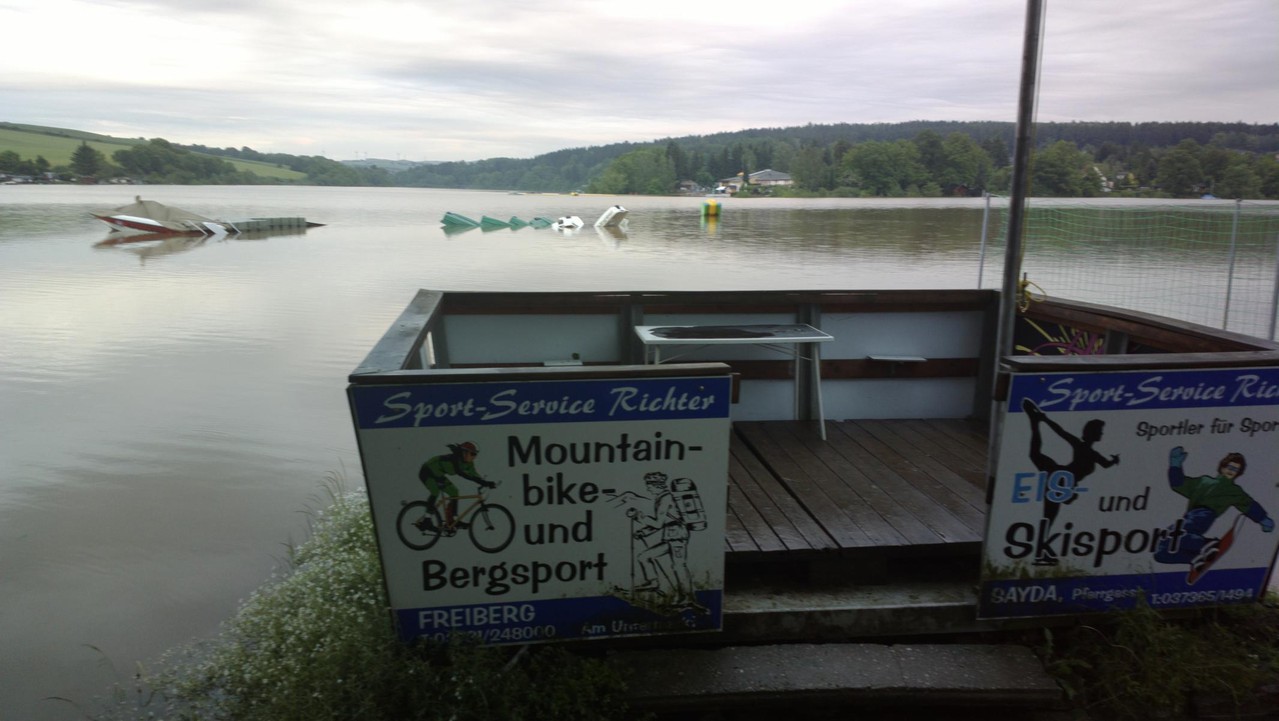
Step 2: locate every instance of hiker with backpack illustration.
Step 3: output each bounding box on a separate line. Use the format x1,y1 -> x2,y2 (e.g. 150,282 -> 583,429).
624,471 -> 707,608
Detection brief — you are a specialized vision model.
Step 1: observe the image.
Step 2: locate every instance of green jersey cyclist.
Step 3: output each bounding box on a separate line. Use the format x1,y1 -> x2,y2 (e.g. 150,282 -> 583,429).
416,441 -> 494,533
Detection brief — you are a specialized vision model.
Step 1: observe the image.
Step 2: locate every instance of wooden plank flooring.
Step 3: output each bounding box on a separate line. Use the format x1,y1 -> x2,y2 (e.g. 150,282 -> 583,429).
726,419 -> 991,564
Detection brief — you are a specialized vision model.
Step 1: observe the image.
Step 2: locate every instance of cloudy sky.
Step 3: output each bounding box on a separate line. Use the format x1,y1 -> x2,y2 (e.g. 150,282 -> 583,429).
3,0 -> 1275,162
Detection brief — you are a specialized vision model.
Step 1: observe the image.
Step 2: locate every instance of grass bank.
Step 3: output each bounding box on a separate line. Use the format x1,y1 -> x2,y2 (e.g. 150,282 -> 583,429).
94,485 -> 629,721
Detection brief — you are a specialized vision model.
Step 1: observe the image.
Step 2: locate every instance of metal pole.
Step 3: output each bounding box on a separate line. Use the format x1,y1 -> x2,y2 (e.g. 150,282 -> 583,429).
994,0 -> 1045,362
986,0 -> 1044,490
1222,198 -> 1241,328
1269,230 -> 1279,341
977,191 -> 992,288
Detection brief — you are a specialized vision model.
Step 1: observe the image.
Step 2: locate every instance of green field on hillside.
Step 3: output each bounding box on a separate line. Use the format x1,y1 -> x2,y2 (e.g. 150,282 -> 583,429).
0,125 -> 140,163
210,156 -> 308,181
0,124 -> 307,181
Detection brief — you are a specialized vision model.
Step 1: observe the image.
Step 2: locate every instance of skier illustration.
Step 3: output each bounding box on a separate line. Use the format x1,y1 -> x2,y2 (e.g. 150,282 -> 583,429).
1153,447 -> 1274,584
1022,399 -> 1120,565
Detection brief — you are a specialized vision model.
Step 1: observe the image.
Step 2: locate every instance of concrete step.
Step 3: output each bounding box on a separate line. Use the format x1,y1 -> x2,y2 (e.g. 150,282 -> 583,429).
722,578 -> 988,643
596,572 -> 1074,716
615,642 -> 1065,716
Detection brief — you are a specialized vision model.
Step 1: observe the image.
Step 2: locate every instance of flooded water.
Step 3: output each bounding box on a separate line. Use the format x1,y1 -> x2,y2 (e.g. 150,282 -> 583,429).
0,185 -> 1275,720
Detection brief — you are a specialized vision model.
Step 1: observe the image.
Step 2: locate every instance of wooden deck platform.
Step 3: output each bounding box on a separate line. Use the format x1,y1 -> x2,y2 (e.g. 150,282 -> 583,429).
726,419 -> 991,577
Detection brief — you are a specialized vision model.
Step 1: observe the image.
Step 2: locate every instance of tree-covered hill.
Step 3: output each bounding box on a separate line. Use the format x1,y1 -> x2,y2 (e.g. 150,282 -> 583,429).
0,123 -> 308,182
389,120 -> 1279,198
3,120 -> 1277,198
0,123 -> 385,185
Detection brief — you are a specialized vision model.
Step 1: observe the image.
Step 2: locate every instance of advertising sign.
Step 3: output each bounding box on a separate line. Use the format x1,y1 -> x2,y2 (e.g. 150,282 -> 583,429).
980,366 -> 1279,619
349,374 -> 732,644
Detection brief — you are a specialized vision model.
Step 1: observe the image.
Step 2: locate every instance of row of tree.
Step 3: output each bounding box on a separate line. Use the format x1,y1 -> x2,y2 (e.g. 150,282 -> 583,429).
3,121 -> 1277,197
0,149 -> 52,178
388,121 -> 1279,198
180,143 -> 396,186
583,128 -> 1279,199
2,139 -> 272,184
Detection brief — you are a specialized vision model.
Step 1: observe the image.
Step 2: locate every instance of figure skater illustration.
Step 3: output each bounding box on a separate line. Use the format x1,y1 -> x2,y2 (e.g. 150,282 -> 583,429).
1022,399 -> 1120,565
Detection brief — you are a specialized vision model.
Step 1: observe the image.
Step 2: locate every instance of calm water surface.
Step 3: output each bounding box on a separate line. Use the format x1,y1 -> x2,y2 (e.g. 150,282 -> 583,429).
0,185 -> 1273,720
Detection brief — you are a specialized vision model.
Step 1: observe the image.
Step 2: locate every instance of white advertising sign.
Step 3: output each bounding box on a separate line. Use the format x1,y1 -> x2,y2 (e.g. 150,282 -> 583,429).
980,366 -> 1279,618
349,374 -> 732,644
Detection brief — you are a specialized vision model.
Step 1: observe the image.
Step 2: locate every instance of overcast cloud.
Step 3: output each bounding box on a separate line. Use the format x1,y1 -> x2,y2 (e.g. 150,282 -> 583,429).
3,0 -> 1275,161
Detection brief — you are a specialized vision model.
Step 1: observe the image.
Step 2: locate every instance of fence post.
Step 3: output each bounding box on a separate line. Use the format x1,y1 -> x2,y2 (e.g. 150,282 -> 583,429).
1223,198 -> 1241,328
977,192 -> 991,288
1270,227 -> 1279,341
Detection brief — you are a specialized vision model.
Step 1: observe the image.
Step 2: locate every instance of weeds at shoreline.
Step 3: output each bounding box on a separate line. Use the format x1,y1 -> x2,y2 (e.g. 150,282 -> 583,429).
92,487 -> 629,721
87,477 -> 1279,720
1038,596 -> 1279,720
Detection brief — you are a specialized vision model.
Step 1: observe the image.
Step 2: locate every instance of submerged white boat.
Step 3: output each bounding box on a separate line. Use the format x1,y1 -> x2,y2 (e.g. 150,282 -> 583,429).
594,205 -> 629,228
552,215 -> 584,230
92,196 -> 321,236
93,197 -> 225,235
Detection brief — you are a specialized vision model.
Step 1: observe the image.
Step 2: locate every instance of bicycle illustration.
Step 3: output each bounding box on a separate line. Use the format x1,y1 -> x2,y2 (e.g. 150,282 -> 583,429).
395,482 -> 515,553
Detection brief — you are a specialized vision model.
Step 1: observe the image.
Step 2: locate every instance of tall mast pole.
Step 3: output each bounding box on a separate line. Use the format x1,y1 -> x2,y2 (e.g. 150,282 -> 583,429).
994,0 -> 1045,363
986,0 -> 1045,495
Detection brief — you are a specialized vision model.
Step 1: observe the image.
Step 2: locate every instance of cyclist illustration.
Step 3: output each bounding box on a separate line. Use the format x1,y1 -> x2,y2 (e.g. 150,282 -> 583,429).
418,441 -> 494,533
396,441 -> 513,553
1154,447 -> 1274,584
1022,399 -> 1120,565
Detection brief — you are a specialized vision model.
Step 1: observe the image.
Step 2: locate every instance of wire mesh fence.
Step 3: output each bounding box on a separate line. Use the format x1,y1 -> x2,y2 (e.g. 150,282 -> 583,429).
978,199 -> 1279,341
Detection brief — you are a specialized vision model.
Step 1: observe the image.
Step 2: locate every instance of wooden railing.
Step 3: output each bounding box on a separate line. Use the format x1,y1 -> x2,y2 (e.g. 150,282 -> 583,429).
351,289 -> 1279,421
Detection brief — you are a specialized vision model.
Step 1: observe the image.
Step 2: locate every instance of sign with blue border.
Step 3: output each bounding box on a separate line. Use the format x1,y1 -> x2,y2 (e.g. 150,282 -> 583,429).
979,366 -> 1279,619
350,375 -> 732,644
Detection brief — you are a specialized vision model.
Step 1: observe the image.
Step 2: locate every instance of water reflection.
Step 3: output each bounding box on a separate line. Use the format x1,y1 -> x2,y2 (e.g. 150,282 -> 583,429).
93,232 -> 210,262
442,223 -> 479,237
91,226 -> 315,263
596,225 -> 627,248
